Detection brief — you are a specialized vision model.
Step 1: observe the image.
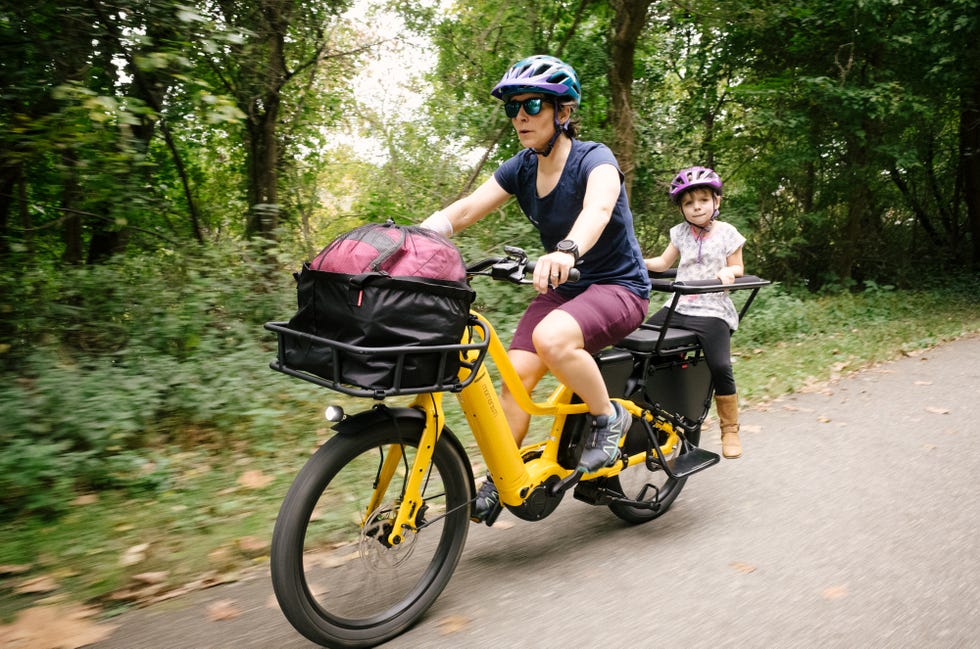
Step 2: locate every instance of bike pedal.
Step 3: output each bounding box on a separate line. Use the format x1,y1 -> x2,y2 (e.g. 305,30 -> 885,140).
479,500 -> 503,527
572,478 -> 613,506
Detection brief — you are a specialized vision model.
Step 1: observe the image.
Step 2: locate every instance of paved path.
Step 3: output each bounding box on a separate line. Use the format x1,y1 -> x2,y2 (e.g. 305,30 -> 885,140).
93,334 -> 980,649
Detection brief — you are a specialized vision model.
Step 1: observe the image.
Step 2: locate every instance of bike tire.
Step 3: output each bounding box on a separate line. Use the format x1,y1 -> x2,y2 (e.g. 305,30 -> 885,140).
271,423 -> 471,649
606,423 -> 695,524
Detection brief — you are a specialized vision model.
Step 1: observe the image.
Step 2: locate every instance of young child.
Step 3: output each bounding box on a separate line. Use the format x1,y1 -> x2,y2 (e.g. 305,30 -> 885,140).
644,166 -> 746,458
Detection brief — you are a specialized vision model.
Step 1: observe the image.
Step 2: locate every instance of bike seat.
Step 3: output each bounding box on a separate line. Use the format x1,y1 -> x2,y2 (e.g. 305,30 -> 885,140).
616,325 -> 700,355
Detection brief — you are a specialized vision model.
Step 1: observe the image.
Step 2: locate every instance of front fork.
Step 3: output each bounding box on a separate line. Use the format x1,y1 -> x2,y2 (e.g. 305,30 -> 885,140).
371,393 -> 446,547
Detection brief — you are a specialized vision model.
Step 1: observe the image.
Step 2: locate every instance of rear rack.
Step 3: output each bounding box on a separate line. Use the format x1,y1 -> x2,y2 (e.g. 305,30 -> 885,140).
618,274 -> 771,357
264,318 -> 490,399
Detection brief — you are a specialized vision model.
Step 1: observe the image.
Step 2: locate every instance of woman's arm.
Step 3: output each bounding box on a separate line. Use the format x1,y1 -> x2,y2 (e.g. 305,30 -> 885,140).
421,176 -> 511,237
563,163 -> 621,255
532,163 -> 621,292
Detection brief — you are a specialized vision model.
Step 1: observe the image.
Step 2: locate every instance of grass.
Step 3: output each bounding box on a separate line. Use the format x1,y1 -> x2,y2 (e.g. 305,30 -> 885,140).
1,282 -> 978,623
732,285 -> 980,401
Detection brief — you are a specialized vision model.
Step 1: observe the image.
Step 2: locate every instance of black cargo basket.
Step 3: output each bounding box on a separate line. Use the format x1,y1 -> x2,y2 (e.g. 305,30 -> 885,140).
265,318 -> 490,399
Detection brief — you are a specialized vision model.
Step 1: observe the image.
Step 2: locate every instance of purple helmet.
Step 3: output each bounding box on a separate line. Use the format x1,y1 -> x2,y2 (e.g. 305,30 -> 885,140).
669,166 -> 723,204
491,55 -> 582,104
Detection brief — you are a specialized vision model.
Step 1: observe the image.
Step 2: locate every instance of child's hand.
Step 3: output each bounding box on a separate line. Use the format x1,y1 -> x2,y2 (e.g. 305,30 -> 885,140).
717,267 -> 736,284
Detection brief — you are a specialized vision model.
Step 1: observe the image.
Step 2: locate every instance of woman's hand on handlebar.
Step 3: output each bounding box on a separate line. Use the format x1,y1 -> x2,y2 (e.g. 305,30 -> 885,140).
532,251 -> 576,293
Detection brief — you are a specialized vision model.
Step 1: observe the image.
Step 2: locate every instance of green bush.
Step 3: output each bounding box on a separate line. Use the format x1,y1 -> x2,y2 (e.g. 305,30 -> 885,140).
0,240 -> 301,519
1,234 -> 976,521
733,283 -> 813,347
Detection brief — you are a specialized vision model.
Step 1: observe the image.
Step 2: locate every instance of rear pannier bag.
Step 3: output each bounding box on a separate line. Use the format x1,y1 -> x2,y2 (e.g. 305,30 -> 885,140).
280,221 -> 475,391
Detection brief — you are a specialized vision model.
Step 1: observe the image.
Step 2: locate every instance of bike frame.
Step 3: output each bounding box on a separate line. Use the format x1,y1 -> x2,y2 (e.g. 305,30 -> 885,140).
266,247 -> 771,649
381,309 -> 681,546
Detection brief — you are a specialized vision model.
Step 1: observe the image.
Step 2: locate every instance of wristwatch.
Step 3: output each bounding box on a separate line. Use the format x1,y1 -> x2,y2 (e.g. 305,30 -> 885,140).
554,239 -> 580,262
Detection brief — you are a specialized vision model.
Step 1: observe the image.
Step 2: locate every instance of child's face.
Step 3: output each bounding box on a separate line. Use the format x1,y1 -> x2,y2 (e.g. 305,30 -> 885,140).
679,187 -> 719,226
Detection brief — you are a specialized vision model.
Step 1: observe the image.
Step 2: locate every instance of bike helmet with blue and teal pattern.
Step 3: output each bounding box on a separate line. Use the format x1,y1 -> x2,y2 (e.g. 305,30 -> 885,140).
491,55 -> 581,104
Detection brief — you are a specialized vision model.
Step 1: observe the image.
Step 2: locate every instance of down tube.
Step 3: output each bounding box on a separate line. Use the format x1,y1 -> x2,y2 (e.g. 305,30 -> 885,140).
455,365 -> 529,507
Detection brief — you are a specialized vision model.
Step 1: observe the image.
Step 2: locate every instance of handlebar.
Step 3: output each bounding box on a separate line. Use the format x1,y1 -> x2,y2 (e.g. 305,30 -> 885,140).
525,260 -> 582,283
650,275 -> 771,294
466,246 -> 581,285
466,247 -> 768,295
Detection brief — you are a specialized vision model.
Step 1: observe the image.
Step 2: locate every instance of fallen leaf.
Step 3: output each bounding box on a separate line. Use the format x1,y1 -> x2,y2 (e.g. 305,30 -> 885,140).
914,380 -> 933,386
730,562 -> 756,574
120,543 -> 149,567
206,599 -> 241,621
15,574 -> 59,595
237,470 -> 273,489
132,571 -> 169,585
207,545 -> 237,574
822,585 -> 848,600
436,614 -> 470,634
0,604 -> 117,649
925,406 -> 950,415
235,536 -> 269,558
0,564 -> 32,576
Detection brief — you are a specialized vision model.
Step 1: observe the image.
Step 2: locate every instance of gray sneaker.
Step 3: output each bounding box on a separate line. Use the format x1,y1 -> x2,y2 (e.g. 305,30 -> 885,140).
471,476 -> 501,525
577,401 -> 630,473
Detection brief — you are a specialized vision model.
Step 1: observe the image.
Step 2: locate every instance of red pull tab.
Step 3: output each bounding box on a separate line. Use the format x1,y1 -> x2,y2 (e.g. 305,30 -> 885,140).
357,290 -> 363,307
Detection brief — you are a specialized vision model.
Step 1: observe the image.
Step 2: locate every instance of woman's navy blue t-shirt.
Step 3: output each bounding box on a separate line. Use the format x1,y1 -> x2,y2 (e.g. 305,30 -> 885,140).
494,139 -> 650,299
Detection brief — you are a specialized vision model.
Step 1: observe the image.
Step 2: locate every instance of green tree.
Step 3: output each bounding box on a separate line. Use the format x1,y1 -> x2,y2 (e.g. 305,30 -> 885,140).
200,0 -> 358,239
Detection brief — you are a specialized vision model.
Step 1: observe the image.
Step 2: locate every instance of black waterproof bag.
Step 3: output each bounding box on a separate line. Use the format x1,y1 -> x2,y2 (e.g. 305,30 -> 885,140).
275,222 -> 477,392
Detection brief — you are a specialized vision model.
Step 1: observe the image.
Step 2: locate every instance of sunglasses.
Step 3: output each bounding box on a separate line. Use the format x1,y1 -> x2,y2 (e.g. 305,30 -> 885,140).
504,97 -> 546,119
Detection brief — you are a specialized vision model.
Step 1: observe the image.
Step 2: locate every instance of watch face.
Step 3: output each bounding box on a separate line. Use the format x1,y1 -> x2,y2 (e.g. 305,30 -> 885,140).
557,240 -> 578,256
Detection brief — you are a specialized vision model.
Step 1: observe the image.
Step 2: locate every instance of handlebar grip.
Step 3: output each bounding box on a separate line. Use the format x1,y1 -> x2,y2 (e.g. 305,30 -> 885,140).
650,275 -> 771,295
675,275 -> 768,287
525,260 -> 581,282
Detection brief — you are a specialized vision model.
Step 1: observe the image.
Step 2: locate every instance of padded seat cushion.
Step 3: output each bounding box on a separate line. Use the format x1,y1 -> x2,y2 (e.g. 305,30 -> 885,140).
616,325 -> 700,354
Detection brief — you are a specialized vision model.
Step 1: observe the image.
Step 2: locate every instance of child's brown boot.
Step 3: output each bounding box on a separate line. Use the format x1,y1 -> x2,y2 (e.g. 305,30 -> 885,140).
714,393 -> 742,459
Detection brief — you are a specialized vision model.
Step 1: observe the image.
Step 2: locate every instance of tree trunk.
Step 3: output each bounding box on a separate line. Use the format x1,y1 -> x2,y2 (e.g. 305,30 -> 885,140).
245,96 -> 282,238
61,150 -> 84,265
837,124 -> 880,283
243,1 -> 289,240
960,66 -> 980,271
608,0 -> 653,196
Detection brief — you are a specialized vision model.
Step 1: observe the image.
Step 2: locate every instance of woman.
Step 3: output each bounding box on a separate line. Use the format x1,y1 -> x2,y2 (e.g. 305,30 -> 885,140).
421,55 -> 650,522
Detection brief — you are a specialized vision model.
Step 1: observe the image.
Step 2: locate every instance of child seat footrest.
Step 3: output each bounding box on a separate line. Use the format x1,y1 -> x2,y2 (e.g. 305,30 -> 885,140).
644,416 -> 720,479
663,446 -> 720,478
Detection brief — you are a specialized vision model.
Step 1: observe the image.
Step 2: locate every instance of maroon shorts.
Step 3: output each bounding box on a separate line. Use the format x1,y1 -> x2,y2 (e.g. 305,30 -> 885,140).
509,284 -> 649,354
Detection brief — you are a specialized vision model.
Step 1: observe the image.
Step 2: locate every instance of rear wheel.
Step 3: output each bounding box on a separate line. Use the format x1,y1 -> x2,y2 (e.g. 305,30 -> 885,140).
606,421 -> 695,524
270,423 -> 471,648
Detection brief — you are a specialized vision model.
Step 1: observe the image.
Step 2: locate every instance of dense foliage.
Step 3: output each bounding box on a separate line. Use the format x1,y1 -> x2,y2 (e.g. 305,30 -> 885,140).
1,0 -> 978,519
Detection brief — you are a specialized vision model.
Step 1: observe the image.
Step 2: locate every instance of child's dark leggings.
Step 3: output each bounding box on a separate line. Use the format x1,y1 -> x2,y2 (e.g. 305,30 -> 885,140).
646,307 -> 737,396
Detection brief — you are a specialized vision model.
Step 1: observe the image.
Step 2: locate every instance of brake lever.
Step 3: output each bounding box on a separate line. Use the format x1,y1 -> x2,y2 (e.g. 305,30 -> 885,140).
500,246 -> 531,283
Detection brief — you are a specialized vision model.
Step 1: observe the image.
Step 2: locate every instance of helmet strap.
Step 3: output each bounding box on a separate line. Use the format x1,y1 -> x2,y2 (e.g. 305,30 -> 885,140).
685,207 -> 718,264
532,99 -> 567,157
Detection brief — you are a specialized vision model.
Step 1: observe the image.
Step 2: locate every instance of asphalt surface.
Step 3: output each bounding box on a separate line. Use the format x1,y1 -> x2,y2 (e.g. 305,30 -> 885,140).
92,333 -> 980,649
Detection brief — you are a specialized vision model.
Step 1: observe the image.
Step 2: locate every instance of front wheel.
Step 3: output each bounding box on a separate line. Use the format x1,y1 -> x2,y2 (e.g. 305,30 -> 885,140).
270,422 -> 471,648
